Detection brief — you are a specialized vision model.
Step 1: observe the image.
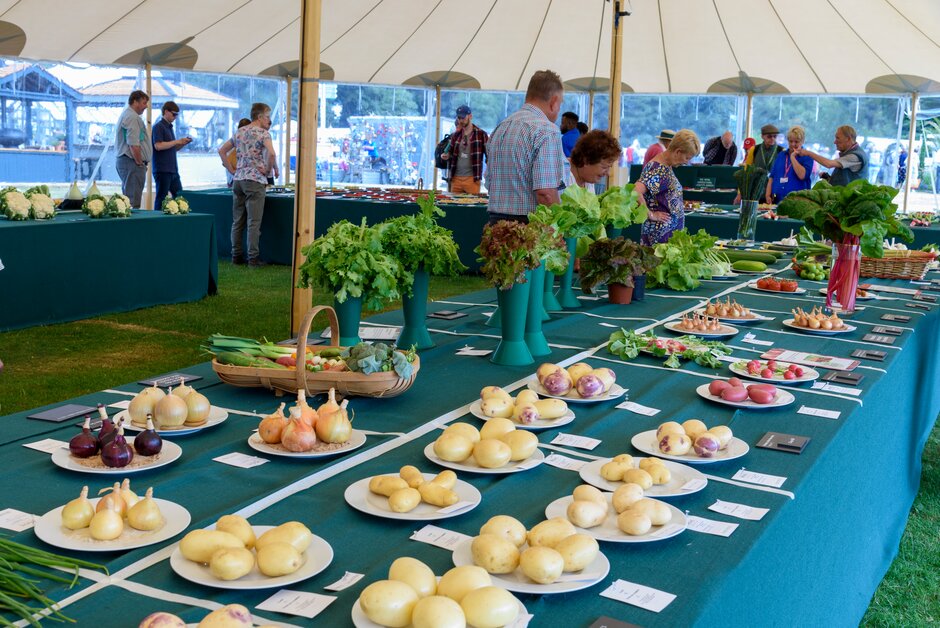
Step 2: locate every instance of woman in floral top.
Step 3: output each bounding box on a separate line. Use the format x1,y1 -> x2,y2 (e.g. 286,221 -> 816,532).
635,129 -> 701,245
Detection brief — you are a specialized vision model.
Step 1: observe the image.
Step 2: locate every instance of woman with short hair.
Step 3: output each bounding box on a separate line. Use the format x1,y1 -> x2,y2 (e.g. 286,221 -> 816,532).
634,128 -> 701,245
565,130 -> 621,193
765,126 -> 814,204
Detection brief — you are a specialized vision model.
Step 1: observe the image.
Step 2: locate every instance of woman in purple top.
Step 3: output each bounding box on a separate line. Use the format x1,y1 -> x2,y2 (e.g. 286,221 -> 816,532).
765,126 -> 815,204
635,129 -> 701,245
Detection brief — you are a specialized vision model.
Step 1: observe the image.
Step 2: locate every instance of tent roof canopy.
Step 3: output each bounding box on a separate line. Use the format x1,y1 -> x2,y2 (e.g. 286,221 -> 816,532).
0,0 -> 938,94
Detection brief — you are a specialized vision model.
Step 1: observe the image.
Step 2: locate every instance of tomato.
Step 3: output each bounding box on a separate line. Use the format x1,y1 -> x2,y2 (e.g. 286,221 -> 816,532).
779,280 -> 798,292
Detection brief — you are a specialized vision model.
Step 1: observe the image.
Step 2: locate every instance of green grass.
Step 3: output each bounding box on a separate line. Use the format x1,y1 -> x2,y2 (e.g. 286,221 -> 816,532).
1,261 -> 937,624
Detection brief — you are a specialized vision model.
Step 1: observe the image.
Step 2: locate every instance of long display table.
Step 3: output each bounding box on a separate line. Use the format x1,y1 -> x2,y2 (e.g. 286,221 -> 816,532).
0,211 -> 218,331
2,254 -> 938,627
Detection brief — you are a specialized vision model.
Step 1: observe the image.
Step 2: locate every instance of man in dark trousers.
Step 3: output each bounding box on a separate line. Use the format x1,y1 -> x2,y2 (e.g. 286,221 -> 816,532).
151,101 -> 192,209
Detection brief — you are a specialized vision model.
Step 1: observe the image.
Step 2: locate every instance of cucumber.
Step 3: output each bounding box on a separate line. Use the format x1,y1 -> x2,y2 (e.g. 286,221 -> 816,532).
750,248 -> 785,259
721,250 -> 778,264
732,260 -> 767,272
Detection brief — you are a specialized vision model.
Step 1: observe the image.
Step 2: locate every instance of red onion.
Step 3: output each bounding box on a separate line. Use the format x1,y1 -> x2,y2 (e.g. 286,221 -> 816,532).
133,415 -> 163,457
97,417 -> 116,448
69,416 -> 99,458
100,427 -> 134,468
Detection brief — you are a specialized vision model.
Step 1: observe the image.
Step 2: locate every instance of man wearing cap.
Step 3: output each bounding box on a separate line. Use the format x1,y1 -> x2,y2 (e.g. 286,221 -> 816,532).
643,130 -> 674,165
743,124 -> 782,171
797,125 -> 869,186
440,105 -> 488,194
151,101 -> 192,210
702,131 -> 738,166
114,90 -> 151,209
560,111 -> 580,158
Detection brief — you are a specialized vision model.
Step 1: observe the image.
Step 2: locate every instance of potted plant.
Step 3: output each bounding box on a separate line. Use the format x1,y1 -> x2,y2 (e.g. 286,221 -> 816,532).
733,165 -> 769,242
475,220 -> 542,366
631,242 -> 660,301
529,186 -> 602,309
524,221 -> 568,356
297,218 -> 410,346
380,192 -> 466,350
598,184 -> 647,239
579,237 -> 654,304
777,179 -> 913,312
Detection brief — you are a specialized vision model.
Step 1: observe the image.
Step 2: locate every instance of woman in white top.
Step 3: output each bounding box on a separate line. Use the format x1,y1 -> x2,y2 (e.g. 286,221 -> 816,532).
564,130 -> 622,192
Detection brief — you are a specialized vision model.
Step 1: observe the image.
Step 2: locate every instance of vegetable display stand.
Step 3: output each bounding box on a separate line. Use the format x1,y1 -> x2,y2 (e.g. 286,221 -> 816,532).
485,302 -> 501,328
608,282 -> 633,305
736,200 -> 759,242
544,272 -> 563,313
556,237 -> 582,309
632,275 -> 647,301
492,274 -> 534,366
524,264 -> 551,357
607,227 -> 622,239
827,242 -> 861,312
334,296 -> 363,346
212,305 -> 420,398
398,267 -> 434,350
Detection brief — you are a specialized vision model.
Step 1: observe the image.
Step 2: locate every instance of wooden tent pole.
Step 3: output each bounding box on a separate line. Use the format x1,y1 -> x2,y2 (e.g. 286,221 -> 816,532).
744,92 -> 753,143
902,92 -> 919,214
290,0 -> 322,334
588,91 -> 595,129
145,62 -> 153,210
285,75 -> 292,186
433,84 -> 441,191
607,1 -> 625,185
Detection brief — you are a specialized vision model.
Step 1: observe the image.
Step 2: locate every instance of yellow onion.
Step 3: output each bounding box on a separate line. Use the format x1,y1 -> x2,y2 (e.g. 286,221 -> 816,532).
281,407 -> 317,452
258,402 -> 288,444
96,482 -> 127,517
154,390 -> 188,427
139,384 -> 166,403
61,486 -> 95,530
127,487 -> 164,531
119,478 -> 139,510
315,390 -> 352,443
127,392 -> 156,426
184,391 -> 211,425
171,377 -> 194,399
291,389 -> 318,427
89,509 -> 123,540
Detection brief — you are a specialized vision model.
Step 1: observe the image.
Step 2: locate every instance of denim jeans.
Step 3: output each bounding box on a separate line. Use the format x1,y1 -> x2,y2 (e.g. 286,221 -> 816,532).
231,179 -> 266,261
153,172 -> 182,210
116,155 -> 146,208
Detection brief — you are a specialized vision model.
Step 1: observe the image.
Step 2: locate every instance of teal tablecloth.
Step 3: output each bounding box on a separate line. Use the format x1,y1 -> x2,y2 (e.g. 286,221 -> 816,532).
3,256 -> 938,627
0,211 -> 218,331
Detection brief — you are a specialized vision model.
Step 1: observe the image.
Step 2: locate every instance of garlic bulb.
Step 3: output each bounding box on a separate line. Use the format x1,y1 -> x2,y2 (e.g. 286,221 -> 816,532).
61,486 -> 95,530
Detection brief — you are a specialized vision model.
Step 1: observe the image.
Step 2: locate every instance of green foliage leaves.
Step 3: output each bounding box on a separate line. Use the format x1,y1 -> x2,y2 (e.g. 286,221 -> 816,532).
297,218 -> 411,311
598,184 -> 647,228
733,165 -> 770,201
607,329 -> 731,369
532,185 -> 603,240
647,229 -> 720,291
579,238 -> 659,293
776,179 -> 914,258
475,220 -> 543,290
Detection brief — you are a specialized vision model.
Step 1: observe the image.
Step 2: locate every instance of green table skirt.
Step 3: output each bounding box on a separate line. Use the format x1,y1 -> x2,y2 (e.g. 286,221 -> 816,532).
0,211 -> 218,331
3,256 -> 938,627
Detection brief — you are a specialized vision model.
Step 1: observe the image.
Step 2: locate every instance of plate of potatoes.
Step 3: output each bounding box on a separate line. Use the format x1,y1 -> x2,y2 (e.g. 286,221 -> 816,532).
345,469 -> 482,521
545,485 -> 687,544
578,455 -> 707,497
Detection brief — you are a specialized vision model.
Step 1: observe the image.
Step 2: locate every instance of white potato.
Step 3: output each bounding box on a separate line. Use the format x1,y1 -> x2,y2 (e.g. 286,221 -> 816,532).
359,580 -> 419,628
612,483 -> 645,513
460,586 -> 519,628
566,500 -> 607,529
388,556 -> 437,598
554,533 -> 600,572
479,515 -> 527,548
470,534 -> 520,574
437,566 -> 491,603
527,518 -> 577,548
519,546 -> 564,584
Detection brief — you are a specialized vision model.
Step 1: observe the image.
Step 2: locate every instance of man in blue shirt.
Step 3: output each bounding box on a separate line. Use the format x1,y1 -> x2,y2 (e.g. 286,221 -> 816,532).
151,101 -> 192,210
560,111 -> 580,158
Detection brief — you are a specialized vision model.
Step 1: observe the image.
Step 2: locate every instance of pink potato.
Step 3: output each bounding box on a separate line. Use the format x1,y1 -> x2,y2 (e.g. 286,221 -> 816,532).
747,383 -> 778,395
542,370 -> 572,396
727,377 -> 744,387
747,387 -> 777,404
693,433 -> 721,457
138,613 -> 185,628
720,386 -> 749,402
708,380 -> 731,396
658,432 -> 692,455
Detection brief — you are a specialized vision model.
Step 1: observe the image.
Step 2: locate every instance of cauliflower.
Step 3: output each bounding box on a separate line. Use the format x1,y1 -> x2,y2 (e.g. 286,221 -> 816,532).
1,188 -> 31,220
106,194 -> 130,218
176,196 -> 190,214
83,194 -> 108,218
27,193 -> 55,219
163,199 -> 180,215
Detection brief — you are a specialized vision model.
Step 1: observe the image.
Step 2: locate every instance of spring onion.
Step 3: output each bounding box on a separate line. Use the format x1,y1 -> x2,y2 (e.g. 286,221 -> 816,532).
203,334 -> 295,360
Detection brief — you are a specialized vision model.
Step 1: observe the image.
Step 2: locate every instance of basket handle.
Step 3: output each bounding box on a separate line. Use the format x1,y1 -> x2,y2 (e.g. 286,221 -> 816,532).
294,305 -> 341,392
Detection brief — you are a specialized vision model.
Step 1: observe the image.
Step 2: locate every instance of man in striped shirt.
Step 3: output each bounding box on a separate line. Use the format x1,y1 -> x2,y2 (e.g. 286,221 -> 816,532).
485,70 -> 565,223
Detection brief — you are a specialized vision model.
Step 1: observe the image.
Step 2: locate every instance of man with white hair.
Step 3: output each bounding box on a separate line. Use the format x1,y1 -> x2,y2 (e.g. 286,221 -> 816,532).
702,131 -> 738,166
798,125 -> 869,186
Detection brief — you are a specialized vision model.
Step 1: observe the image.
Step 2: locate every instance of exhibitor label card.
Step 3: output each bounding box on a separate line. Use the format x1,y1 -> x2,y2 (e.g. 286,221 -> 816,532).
871,326 -> 903,336
862,333 -> 896,345
880,314 -> 910,323
851,349 -> 885,361
761,349 -> 858,371
27,404 -> 95,423
756,431 -> 811,453
599,579 -> 676,613
138,373 -> 202,388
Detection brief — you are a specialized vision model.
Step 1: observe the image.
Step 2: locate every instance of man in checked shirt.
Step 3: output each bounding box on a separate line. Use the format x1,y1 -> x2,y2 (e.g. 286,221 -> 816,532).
485,70 -> 565,224
440,104 -> 488,195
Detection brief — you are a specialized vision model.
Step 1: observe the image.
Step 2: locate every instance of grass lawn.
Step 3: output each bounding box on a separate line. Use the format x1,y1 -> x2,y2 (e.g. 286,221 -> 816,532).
0,262 -> 936,624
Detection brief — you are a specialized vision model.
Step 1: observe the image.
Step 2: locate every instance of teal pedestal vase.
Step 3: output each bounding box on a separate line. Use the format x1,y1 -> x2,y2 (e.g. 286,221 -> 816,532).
398,267 -> 434,350
334,296 -> 363,347
491,273 -> 534,366
557,237 -> 582,309
544,271 -> 562,313
485,298 -> 501,328
607,227 -> 623,239
524,264 -> 551,357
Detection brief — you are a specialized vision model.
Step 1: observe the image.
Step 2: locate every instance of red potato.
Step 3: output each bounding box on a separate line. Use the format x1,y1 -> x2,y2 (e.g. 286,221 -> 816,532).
708,380 -> 731,396
747,383 -> 778,395
720,386 -> 749,402
727,377 -> 744,388
747,387 -> 777,404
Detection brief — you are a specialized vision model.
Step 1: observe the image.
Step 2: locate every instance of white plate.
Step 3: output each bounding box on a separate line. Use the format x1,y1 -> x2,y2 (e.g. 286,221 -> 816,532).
578,458 -> 707,497
748,283 -> 807,295
728,360 -> 820,385
170,525 -> 332,590
51,440 -> 182,475
247,429 -> 367,458
34,497 -> 190,552
344,473 -> 482,521
695,382 -> 794,410
452,538 -> 609,594
816,287 -> 876,301
423,442 -> 544,475
770,241 -> 798,249
526,377 -> 627,404
631,430 -> 749,464
468,399 -> 575,431
781,319 -> 857,336
544,494 -> 686,544
120,406 -> 228,436
663,320 -> 739,339
693,308 -> 773,325
710,273 -> 742,281
351,583 -> 527,628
